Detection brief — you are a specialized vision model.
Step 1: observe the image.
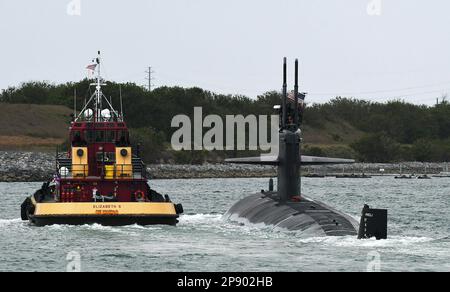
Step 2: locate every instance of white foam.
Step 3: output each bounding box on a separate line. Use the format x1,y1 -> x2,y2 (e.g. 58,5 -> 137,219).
0,218 -> 23,227
45,224 -> 69,231
178,214 -> 279,240
178,214 -> 223,225
125,224 -> 163,231
225,213 -> 438,246
81,223 -> 125,233
44,223 -> 124,233
296,235 -> 434,247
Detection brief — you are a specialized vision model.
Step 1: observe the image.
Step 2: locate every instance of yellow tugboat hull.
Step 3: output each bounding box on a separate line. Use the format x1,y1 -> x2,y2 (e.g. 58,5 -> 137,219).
29,202 -> 180,226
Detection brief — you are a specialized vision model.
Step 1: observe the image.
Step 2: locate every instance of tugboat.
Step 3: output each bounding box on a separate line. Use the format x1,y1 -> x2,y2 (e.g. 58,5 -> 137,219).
21,52 -> 183,226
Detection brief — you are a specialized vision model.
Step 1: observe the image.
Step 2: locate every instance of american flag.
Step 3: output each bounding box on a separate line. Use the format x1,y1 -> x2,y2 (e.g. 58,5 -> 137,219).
288,91 -> 304,106
287,91 -> 304,104
86,64 -> 97,71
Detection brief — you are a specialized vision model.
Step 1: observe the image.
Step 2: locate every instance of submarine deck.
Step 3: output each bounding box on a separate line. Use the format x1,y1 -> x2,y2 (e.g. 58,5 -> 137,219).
226,192 -> 359,236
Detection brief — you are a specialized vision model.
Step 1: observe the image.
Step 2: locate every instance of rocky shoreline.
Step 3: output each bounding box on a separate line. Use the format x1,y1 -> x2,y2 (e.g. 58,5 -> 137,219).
0,151 -> 448,182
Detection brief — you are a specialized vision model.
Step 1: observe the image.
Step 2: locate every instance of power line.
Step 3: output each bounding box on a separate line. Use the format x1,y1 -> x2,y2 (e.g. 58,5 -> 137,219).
145,66 -> 155,92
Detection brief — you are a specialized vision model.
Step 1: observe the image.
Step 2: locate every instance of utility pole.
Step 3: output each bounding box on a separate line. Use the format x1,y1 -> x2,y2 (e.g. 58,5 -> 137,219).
145,66 -> 155,91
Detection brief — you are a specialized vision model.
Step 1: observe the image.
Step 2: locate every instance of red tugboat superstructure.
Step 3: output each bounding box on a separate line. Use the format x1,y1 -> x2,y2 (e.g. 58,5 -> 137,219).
21,52 -> 183,226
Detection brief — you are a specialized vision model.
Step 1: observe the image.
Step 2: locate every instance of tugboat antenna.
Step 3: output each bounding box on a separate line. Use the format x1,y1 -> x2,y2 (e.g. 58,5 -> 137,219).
95,51 -> 102,122
120,84 -> 124,121
75,52 -> 124,122
282,57 -> 287,129
74,88 -> 77,119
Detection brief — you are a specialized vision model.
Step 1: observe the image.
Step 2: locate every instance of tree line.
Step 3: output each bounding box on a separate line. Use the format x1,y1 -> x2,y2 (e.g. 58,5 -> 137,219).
1,80 -> 449,163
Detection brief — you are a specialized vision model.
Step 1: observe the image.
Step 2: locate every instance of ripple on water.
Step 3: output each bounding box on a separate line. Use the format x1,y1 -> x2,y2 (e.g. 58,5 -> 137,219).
0,177 -> 448,271
295,235 -> 435,247
0,218 -> 22,226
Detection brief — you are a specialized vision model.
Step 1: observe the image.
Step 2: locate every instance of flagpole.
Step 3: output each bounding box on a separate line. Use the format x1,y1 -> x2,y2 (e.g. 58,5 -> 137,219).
96,51 -> 101,122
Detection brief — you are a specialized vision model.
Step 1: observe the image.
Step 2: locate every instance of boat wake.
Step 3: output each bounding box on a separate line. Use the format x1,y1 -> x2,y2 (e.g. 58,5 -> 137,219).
178,214 -> 223,225
295,235 -> 435,247
43,223 -> 166,234
5,214 -> 443,251
183,214 -> 440,248
0,218 -> 23,227
178,213 -> 279,239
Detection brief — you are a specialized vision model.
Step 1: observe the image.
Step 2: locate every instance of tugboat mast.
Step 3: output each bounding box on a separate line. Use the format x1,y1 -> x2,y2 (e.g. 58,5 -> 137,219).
76,51 -> 123,123
93,51 -> 104,122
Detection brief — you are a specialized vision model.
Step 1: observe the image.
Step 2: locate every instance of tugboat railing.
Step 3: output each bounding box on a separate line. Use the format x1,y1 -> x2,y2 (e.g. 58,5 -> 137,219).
57,163 -> 88,179
56,163 -> 147,180
56,151 -> 147,179
102,163 -> 147,179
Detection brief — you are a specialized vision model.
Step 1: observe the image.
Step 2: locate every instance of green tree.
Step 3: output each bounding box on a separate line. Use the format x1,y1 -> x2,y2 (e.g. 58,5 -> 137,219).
129,127 -> 166,163
351,133 -> 400,162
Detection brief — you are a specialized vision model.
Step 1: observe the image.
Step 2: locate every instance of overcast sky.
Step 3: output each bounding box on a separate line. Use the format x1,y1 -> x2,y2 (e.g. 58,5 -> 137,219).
1,0 -> 450,105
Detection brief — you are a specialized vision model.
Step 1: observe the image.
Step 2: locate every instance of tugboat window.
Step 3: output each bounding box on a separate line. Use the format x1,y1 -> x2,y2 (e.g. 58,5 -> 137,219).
72,131 -> 85,146
96,130 -> 105,142
106,130 -> 115,143
97,152 -> 116,163
117,130 -> 129,146
85,130 -> 95,143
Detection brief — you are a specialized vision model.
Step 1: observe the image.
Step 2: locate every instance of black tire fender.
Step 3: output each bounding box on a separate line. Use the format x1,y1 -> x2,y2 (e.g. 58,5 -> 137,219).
20,197 -> 34,220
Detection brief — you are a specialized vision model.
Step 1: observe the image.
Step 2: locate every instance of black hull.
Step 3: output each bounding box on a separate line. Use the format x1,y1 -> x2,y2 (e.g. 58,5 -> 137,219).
225,192 -> 359,237
29,215 -> 179,227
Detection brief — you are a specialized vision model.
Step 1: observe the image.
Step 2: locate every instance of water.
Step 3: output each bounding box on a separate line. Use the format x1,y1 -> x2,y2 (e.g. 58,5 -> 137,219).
0,177 -> 448,272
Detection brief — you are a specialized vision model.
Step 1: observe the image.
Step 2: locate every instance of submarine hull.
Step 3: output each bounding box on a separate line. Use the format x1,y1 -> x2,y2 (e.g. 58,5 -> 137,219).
225,192 -> 359,236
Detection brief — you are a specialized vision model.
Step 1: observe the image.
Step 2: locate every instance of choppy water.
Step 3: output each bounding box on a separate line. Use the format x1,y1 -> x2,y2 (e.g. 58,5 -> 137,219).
0,177 -> 448,272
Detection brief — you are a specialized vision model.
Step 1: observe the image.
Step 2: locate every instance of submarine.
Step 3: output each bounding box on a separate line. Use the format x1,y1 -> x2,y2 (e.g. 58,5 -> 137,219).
225,58 -> 387,239
20,52 -> 183,226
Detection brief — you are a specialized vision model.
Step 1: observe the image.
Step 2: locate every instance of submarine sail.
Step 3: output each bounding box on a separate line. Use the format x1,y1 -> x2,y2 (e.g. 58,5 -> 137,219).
225,58 -> 387,239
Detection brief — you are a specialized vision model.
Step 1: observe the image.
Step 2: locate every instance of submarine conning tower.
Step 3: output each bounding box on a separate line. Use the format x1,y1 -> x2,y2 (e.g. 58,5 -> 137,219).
225,58 -> 388,239
278,57 -> 302,202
